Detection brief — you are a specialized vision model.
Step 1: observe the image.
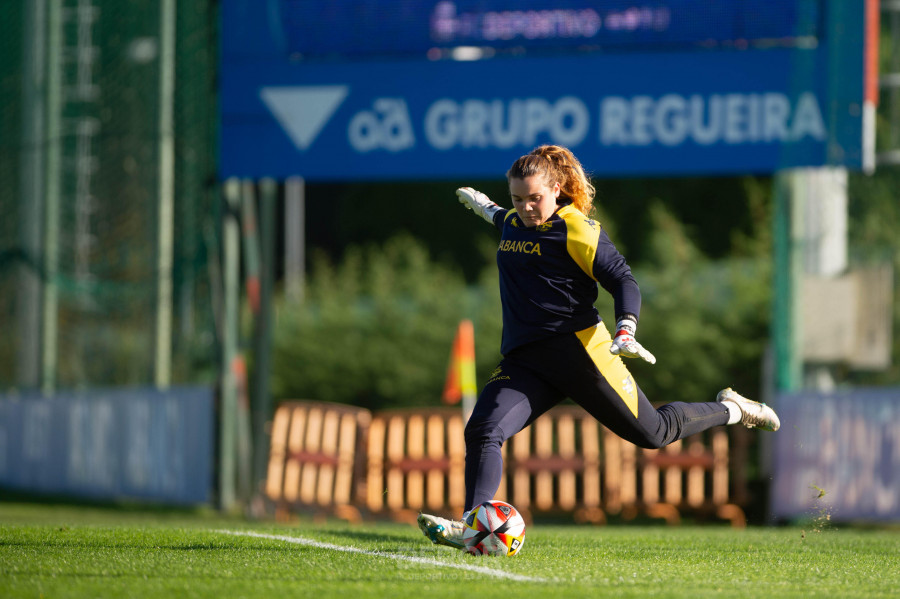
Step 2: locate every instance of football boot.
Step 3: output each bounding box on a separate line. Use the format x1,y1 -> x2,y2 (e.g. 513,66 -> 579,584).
417,512 -> 466,550
717,387 -> 780,432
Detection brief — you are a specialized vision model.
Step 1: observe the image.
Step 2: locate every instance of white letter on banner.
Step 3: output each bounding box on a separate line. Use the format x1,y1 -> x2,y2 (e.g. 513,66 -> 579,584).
724,94 -> 747,144
630,96 -> 653,145
491,99 -> 520,148
791,92 -> 827,141
746,94 -> 762,142
551,96 -> 589,146
348,110 -> 382,152
375,99 -> 415,152
600,97 -> 630,145
425,99 -> 459,150
654,94 -> 687,146
462,99 -> 490,148
348,98 -> 415,152
523,98 -> 552,145
691,95 -> 722,145
763,93 -> 790,142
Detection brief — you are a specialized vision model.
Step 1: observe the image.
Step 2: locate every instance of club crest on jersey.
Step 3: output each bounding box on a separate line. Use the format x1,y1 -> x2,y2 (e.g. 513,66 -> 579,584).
510,217 -> 520,227
536,222 -> 553,232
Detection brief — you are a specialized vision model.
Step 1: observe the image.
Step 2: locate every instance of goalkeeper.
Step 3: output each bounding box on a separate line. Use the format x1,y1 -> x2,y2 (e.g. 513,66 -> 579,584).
418,144 -> 780,550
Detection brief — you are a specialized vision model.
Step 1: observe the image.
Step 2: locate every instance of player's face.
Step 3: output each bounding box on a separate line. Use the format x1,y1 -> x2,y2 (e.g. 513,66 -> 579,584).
509,175 -> 561,227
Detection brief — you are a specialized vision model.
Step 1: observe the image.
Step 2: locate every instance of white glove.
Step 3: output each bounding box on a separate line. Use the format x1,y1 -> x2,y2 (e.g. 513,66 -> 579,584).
609,317 -> 656,365
456,187 -> 502,224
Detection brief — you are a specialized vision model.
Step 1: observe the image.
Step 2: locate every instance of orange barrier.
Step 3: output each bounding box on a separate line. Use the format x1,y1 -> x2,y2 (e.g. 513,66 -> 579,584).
265,402 -> 745,526
505,406 -> 743,526
505,406 -> 604,523
264,401 -> 371,522
604,428 -> 744,526
364,408 -> 502,522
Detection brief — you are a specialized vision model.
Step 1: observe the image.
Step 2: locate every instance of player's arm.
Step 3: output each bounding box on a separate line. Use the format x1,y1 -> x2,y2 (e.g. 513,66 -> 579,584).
456,187 -> 504,230
593,231 -> 656,364
593,229 -> 641,318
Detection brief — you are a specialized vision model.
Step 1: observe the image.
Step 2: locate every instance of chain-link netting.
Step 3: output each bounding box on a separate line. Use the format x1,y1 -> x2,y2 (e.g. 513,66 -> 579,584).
0,0 -> 218,390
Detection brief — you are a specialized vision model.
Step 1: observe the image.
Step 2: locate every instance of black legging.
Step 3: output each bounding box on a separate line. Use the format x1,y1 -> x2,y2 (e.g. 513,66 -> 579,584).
463,323 -> 729,511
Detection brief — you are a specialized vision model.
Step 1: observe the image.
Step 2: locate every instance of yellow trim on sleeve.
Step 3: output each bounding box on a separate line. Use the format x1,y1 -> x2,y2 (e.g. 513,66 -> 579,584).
559,205 -> 600,281
575,323 -> 639,418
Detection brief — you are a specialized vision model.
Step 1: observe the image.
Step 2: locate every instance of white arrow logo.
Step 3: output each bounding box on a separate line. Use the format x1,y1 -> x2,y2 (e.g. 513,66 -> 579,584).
260,85 -> 349,150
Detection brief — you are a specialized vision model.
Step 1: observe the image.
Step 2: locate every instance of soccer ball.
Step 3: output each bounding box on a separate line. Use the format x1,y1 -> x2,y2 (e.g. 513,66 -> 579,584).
462,500 -> 526,556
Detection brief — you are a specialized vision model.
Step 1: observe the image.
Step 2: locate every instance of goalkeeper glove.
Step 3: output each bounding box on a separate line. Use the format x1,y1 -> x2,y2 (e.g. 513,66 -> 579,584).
456,187 -> 502,224
609,316 -> 656,365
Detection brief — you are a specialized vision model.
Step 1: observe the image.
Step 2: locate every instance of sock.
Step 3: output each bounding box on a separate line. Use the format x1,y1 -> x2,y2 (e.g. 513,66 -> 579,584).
722,401 -> 742,425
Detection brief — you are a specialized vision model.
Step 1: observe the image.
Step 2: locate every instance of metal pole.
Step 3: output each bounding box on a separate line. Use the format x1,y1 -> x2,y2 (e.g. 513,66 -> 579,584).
284,176 -> 305,302
220,178 -> 241,511
155,0 -> 176,389
42,0 -> 63,395
771,172 -> 802,393
253,178 -> 277,500
18,0 -> 47,389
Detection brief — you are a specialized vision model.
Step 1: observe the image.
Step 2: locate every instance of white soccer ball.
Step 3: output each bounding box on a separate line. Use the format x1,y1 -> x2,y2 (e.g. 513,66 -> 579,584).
462,500 -> 526,557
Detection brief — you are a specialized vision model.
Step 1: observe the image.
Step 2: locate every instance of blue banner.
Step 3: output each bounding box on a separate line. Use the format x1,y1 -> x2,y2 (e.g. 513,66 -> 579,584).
220,1 -> 864,181
771,387 -> 900,522
247,1 -> 821,61
0,387 -> 214,505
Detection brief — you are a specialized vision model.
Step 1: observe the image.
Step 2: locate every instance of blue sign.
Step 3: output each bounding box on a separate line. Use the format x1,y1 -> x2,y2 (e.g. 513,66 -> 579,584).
220,1 -> 865,181
261,1 -> 821,60
771,387 -> 900,522
0,387 -> 214,505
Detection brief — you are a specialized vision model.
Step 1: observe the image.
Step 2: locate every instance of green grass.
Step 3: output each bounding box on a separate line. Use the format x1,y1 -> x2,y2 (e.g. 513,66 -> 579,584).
2,502 -> 899,598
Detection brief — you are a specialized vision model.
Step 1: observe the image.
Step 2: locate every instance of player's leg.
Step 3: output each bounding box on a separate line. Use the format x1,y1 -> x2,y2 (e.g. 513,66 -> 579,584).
463,360 -> 563,510
568,324 -> 777,444
575,374 -> 728,449
418,357 -> 562,549
541,324 -> 733,448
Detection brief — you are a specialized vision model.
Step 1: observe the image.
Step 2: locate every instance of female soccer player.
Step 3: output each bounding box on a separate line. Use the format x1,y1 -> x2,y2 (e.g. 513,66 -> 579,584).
418,145 -> 779,550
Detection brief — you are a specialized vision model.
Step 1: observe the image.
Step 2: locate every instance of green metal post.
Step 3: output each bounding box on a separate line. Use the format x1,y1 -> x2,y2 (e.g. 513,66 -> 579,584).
41,0 -> 63,395
235,179 -> 256,501
253,178 -> 276,498
19,0 -> 47,389
155,0 -> 176,389
220,179 -> 240,511
771,172 -> 803,392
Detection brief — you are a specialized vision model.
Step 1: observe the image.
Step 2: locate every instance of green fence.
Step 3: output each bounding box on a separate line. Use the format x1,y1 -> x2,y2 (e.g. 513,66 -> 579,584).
0,0 -> 218,391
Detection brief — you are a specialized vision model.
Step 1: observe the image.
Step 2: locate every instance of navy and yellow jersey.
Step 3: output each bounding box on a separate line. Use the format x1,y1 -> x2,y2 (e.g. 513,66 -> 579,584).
491,202 -> 641,355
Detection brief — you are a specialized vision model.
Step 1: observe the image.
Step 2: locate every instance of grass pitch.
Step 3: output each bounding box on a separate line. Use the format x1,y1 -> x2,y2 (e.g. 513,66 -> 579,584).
1,502 -> 898,598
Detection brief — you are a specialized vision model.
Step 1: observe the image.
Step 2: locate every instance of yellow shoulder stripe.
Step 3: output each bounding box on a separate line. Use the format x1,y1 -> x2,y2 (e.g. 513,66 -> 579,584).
504,209 -> 517,222
559,205 -> 600,281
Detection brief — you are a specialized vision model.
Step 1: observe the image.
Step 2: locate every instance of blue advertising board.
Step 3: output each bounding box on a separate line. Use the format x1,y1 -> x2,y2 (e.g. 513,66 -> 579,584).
254,1 -> 821,60
0,387 -> 214,505
771,387 -> 900,522
220,1 -> 866,181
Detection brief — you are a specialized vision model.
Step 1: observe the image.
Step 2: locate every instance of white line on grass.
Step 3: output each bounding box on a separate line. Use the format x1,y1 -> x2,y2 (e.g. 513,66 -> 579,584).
217,529 -> 547,583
